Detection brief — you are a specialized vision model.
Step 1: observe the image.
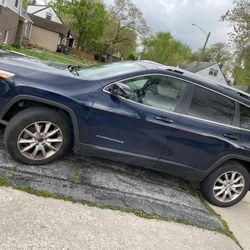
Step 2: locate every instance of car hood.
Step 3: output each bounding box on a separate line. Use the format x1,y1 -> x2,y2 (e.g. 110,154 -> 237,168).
0,56 -> 101,99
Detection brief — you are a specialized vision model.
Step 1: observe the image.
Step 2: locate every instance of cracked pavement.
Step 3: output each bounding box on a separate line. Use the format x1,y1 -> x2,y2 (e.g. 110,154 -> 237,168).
0,127 -> 223,231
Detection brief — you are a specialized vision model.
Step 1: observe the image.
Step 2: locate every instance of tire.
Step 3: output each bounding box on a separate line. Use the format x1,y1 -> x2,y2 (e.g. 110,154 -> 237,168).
201,161 -> 250,207
4,107 -> 71,165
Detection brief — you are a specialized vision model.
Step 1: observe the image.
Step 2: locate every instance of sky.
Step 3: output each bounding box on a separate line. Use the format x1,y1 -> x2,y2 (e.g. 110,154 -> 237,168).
37,0 -> 234,51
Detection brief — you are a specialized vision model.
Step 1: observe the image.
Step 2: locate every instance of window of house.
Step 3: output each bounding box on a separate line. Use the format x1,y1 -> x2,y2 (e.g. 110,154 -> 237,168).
3,30 -> 9,44
15,0 -> 19,8
188,86 -> 235,125
240,104 -> 250,130
209,68 -> 219,77
46,12 -> 52,20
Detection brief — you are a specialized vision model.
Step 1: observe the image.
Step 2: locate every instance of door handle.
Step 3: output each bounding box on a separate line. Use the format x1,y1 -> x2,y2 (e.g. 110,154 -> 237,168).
154,116 -> 174,124
223,133 -> 240,140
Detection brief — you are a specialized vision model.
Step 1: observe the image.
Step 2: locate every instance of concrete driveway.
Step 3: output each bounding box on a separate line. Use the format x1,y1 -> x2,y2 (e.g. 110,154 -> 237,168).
0,187 -> 241,250
0,49 -> 21,57
0,127 -> 223,231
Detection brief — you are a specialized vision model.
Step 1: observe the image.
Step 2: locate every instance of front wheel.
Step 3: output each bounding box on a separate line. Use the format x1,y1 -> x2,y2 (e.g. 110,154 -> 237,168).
4,107 -> 71,165
201,161 -> 250,207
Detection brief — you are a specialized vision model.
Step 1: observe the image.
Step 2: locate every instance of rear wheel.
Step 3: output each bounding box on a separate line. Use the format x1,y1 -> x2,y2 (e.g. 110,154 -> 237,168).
4,107 -> 71,165
201,161 -> 250,207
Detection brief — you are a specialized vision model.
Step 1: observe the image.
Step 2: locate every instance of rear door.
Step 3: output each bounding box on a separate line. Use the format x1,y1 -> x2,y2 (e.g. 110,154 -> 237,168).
238,104 -> 250,159
155,84 -> 243,180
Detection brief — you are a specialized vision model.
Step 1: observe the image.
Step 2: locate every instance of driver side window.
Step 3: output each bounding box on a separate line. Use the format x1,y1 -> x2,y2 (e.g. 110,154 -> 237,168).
121,75 -> 187,112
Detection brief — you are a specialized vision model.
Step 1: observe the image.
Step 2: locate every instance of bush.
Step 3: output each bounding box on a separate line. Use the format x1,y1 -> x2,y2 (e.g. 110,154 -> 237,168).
11,44 -> 21,49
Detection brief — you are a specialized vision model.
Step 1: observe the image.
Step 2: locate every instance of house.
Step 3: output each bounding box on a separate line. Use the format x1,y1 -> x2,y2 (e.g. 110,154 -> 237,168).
179,61 -> 228,85
27,4 -> 74,51
0,0 -> 32,45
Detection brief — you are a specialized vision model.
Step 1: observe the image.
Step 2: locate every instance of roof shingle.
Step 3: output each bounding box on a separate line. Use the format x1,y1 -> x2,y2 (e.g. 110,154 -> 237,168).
28,14 -> 69,36
179,61 -> 216,73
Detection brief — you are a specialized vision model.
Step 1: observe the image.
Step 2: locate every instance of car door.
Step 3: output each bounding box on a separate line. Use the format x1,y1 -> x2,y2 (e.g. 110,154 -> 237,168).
238,103 -> 250,160
85,74 -> 188,168
155,84 -> 243,180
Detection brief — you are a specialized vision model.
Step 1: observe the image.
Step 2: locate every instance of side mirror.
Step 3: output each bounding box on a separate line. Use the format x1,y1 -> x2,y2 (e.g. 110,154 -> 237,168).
110,82 -> 135,99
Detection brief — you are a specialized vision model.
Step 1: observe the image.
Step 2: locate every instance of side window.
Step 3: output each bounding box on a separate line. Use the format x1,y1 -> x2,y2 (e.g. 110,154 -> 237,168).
240,104 -> 250,130
118,75 -> 186,112
188,86 -> 235,125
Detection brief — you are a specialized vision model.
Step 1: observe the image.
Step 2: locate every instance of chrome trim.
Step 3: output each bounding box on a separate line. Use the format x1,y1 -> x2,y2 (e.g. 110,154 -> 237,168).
102,73 -> 250,133
96,135 -> 124,144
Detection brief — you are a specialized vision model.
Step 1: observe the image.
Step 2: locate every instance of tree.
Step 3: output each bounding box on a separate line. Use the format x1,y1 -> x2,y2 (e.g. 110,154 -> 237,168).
22,0 -> 31,10
141,32 -> 192,66
221,0 -> 250,85
112,28 -> 137,59
101,0 -> 150,57
191,42 -> 232,75
52,0 -> 107,50
221,0 -> 250,51
233,47 -> 250,86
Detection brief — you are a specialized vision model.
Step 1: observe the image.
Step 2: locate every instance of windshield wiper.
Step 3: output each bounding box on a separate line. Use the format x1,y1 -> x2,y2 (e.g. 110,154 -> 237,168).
68,65 -> 81,76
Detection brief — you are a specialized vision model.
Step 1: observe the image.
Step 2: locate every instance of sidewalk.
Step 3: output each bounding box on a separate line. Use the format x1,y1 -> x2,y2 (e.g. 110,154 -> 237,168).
0,187 -> 240,250
212,192 -> 250,250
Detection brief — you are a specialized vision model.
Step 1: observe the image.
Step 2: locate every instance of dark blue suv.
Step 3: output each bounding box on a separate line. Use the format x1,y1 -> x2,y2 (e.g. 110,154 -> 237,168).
0,57 -> 249,207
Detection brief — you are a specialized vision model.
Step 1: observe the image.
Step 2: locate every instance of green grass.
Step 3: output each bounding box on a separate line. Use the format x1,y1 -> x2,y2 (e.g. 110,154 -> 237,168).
72,168 -> 81,184
186,181 -> 243,249
0,45 -> 94,67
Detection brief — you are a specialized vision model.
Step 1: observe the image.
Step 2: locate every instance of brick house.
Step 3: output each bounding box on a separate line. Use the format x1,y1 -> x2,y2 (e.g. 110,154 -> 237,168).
0,0 -> 32,45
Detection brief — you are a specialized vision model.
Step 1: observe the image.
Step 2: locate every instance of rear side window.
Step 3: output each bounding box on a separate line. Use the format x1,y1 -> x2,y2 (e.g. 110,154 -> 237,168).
240,104 -> 250,130
188,86 -> 235,125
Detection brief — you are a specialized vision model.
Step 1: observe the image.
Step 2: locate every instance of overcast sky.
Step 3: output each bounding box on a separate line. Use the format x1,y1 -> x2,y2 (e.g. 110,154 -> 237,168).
38,0 -> 234,51
104,0 -> 234,51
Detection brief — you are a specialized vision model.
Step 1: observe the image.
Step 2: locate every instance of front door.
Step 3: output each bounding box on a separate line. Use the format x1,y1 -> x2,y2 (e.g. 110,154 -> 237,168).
86,74 -> 188,168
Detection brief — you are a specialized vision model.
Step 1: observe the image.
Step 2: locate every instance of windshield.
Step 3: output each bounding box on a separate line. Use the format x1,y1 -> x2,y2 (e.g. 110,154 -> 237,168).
77,61 -> 145,80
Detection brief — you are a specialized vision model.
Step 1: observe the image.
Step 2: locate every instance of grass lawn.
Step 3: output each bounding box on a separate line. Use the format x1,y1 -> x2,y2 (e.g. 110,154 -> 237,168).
0,45 -> 94,67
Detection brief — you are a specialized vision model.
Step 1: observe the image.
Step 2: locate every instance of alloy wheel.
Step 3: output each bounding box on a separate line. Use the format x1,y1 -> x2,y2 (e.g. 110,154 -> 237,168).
213,171 -> 245,203
17,121 -> 63,160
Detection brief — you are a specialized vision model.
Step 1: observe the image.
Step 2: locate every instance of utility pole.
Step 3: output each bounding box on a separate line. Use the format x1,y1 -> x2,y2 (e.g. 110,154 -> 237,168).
192,24 -> 211,70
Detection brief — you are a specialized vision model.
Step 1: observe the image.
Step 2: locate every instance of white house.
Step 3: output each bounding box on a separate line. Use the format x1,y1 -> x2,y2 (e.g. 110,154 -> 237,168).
180,61 -> 228,85
27,5 -> 63,24
27,4 -> 74,51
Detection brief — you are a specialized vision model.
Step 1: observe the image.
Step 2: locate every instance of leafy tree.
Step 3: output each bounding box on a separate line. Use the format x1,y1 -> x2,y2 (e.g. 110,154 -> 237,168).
112,28 -> 137,59
191,42 -> 232,77
221,0 -> 250,86
141,32 -> 192,66
52,0 -> 107,50
22,0 -> 31,10
101,0 -> 150,58
221,0 -> 250,51
233,47 -> 250,86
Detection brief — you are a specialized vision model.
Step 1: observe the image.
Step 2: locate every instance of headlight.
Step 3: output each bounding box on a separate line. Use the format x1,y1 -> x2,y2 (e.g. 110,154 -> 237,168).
0,70 -> 15,79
